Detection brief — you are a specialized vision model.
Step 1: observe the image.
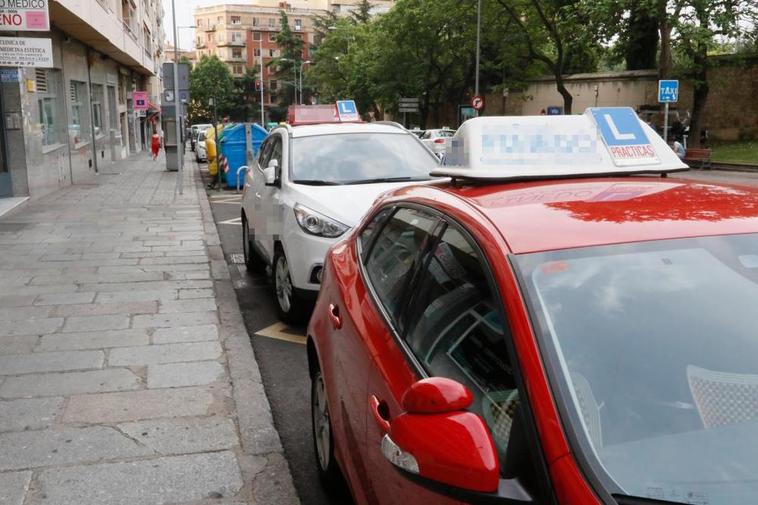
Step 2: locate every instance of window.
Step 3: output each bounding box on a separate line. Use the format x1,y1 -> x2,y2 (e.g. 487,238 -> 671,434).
91,84 -> 104,137
36,69 -> 63,148
207,33 -> 214,42
252,17 -> 259,26
232,64 -> 243,74
232,48 -> 242,58
253,31 -> 261,41
268,32 -> 277,42
268,49 -> 276,57
68,80 -> 91,146
365,208 -> 438,324
197,19 -> 203,27
254,48 -> 261,57
359,208 -> 394,262
231,15 -> 240,24
268,17 -> 275,27
294,18 -> 302,31
217,32 -> 224,43
403,223 -> 518,461
258,133 -> 282,170
232,31 -> 242,42
270,79 -> 278,91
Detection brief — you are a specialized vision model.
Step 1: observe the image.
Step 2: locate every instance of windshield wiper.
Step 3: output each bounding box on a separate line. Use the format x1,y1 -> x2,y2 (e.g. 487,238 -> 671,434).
343,176 -> 430,185
614,493 -> 687,505
291,180 -> 343,186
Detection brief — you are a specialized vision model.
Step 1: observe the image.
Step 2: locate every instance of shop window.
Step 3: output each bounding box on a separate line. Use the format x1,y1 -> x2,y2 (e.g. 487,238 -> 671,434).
36,69 -> 64,149
68,80 -> 91,147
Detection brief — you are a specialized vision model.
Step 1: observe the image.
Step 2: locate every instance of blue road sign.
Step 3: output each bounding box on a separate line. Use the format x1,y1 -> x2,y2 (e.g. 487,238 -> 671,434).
590,107 -> 650,147
658,80 -> 679,103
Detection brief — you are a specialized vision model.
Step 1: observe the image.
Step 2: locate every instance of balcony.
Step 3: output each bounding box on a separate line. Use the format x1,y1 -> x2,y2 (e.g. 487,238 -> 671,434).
204,24 -> 216,32
225,55 -> 246,62
51,0 -> 156,75
218,40 -> 245,47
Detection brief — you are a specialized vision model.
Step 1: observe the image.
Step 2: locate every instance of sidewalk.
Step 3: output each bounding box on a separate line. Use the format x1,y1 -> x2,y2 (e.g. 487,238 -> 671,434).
0,153 -> 299,505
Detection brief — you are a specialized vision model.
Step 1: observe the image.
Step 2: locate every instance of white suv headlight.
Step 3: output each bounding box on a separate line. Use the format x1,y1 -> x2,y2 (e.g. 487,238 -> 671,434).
294,204 -> 348,238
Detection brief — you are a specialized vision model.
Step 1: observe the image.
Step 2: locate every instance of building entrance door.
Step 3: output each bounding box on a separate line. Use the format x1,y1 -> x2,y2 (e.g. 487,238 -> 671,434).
0,93 -> 11,197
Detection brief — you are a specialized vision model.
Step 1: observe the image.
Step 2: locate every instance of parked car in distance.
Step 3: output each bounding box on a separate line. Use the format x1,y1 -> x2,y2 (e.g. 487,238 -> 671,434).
240,105 -> 440,323
191,123 -> 212,152
420,128 -> 454,155
195,129 -> 208,162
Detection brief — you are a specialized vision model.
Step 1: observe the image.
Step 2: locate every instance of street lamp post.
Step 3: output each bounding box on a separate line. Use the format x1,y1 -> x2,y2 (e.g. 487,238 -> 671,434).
474,0 -> 482,101
171,0 -> 183,195
259,36 -> 265,126
299,60 -> 311,105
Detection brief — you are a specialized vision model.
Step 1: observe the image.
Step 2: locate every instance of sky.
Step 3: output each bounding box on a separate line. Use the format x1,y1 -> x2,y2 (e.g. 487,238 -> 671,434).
162,0 -> 227,50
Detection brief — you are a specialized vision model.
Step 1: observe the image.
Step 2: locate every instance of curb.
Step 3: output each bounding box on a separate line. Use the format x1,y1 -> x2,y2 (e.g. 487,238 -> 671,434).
193,160 -> 301,505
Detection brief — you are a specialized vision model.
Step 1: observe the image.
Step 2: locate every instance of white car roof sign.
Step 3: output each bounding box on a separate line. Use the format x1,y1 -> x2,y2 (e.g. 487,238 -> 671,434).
431,107 -> 688,180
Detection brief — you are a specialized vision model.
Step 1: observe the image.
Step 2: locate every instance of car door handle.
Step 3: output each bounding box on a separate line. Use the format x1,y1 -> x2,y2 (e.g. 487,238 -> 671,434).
328,303 -> 342,329
369,395 -> 391,433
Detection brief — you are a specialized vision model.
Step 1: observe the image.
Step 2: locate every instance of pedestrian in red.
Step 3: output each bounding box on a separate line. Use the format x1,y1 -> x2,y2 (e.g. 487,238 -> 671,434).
150,129 -> 161,160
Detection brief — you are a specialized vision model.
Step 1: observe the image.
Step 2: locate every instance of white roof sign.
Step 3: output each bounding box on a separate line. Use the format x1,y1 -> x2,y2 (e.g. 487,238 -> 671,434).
432,107 -> 688,180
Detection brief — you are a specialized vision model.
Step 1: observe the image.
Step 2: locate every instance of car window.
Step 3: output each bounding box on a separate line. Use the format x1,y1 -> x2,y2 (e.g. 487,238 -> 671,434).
421,131 -> 431,140
269,134 -> 283,169
365,207 -> 438,325
358,207 -> 394,263
290,132 -> 437,184
403,224 -> 519,463
257,137 -> 273,169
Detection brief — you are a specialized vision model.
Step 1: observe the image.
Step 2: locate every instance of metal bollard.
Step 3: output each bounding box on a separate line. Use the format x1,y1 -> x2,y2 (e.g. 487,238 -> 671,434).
236,165 -> 249,193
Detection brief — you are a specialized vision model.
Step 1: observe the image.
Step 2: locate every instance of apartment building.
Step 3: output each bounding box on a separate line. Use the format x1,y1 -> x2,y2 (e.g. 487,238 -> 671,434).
193,1 -> 393,106
0,0 -> 165,202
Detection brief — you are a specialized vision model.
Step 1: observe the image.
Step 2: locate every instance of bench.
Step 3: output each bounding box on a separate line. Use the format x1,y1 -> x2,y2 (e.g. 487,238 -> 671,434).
684,148 -> 712,169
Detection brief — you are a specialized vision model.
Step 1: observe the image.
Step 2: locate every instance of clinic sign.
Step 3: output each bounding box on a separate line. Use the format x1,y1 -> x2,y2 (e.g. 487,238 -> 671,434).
0,0 -> 49,31
0,36 -> 52,67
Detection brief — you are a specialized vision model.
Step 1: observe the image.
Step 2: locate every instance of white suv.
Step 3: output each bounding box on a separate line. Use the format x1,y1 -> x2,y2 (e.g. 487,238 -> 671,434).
240,121 -> 439,322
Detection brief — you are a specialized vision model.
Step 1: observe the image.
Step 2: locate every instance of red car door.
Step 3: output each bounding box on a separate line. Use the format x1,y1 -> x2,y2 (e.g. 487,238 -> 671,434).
364,214 -> 531,505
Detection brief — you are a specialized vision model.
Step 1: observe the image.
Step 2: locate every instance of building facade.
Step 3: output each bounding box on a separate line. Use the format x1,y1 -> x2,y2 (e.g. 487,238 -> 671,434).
193,1 -> 393,106
0,0 -> 164,202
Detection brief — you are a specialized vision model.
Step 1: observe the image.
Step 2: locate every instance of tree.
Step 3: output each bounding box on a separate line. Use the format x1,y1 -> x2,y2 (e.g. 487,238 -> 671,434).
494,0 -> 600,114
230,67 -> 259,121
351,0 -> 373,24
188,55 -> 235,122
271,10 -> 304,107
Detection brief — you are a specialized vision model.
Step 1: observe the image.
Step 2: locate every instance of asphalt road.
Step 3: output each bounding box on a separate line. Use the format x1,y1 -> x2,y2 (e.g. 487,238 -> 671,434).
199,165 -> 353,505
201,161 -> 758,505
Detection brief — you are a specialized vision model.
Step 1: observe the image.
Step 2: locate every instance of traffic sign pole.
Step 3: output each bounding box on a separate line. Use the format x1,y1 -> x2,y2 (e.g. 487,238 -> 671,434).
664,102 -> 669,143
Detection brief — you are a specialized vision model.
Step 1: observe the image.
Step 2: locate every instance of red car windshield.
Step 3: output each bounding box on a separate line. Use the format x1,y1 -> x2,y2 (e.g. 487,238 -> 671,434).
514,233 -> 758,504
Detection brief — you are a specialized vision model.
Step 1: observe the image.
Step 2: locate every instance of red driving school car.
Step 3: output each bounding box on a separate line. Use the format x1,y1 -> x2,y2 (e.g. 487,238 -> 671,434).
306,109 -> 758,505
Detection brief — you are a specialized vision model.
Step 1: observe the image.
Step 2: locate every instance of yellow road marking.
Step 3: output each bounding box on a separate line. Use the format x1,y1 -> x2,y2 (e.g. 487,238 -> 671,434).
255,321 -> 307,345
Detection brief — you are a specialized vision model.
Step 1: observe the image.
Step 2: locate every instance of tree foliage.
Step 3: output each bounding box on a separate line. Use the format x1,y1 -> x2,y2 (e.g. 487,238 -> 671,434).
271,10 -> 304,107
188,55 -> 235,123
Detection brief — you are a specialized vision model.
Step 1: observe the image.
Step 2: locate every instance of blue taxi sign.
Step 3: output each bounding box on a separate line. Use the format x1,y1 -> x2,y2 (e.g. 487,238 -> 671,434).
336,100 -> 360,122
432,107 -> 687,181
658,80 -> 679,103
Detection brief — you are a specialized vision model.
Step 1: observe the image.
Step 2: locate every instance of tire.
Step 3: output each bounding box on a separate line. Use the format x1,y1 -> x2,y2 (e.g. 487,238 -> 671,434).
241,215 -> 265,273
272,247 -> 307,323
311,369 -> 342,490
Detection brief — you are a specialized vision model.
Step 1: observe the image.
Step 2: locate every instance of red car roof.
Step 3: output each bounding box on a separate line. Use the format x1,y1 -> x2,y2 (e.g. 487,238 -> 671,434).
396,177 -> 758,254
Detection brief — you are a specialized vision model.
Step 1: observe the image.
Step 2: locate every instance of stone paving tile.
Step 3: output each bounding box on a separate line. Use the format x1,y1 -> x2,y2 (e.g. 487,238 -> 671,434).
178,288 -> 215,299
0,426 -> 152,471
30,272 -> 164,285
138,256 -> 209,265
81,279 -> 212,293
0,350 -> 103,376
108,342 -> 222,366
49,301 -> 158,318
147,361 -> 225,389
0,335 -> 39,356
117,417 -> 237,454
62,386 -> 218,423
0,294 -> 36,307
31,452 -> 242,505
36,328 -> 150,352
0,471 -> 32,505
61,315 -> 130,333
34,292 -> 96,306
0,397 -> 64,432
0,318 -> 62,337
0,369 -> 141,398
132,311 -> 218,329
95,289 -> 178,303
0,306 -> 52,321
152,324 -> 219,344
159,298 -> 218,314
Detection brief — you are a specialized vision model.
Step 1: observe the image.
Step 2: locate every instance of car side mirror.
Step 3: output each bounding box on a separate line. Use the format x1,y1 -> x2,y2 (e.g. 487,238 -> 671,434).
380,378 -> 500,493
264,158 -> 278,186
